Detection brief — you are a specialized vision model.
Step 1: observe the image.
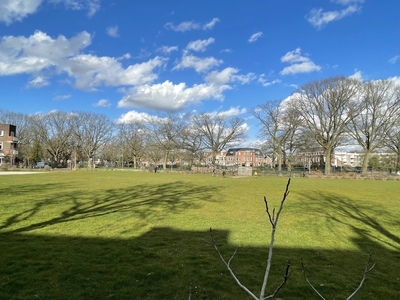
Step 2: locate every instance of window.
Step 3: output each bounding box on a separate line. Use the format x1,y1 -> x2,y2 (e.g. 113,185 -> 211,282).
0,130 -> 3,136
0,142 -> 3,150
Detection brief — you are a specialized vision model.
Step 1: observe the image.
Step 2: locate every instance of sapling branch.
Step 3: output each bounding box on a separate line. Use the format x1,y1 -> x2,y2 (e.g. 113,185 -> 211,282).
208,178 -> 292,300
301,254 -> 375,300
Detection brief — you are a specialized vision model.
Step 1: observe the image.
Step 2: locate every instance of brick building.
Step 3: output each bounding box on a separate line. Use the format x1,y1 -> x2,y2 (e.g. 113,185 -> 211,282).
0,124 -> 18,166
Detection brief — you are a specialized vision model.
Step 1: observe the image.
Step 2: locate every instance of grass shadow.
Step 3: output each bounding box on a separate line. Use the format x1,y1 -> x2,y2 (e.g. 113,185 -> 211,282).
1,226 -> 399,299
1,181 -> 219,233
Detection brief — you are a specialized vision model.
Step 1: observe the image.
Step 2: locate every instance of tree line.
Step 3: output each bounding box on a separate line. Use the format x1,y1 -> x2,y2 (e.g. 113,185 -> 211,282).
1,76 -> 400,175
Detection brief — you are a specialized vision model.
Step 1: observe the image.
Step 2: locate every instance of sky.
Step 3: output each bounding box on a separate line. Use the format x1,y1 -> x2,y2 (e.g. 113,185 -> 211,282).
0,0 -> 399,146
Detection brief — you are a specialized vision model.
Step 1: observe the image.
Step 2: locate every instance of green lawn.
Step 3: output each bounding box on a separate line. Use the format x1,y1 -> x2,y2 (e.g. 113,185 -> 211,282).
0,170 -> 399,299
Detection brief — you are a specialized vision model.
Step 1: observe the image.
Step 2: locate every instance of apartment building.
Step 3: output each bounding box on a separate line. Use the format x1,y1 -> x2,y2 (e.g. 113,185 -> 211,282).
0,124 -> 18,166
225,148 -> 267,167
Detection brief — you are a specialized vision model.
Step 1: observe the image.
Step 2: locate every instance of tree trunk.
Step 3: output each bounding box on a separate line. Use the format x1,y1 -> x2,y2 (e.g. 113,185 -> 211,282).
361,149 -> 371,175
163,151 -> 168,170
277,146 -> 283,173
325,147 -> 332,175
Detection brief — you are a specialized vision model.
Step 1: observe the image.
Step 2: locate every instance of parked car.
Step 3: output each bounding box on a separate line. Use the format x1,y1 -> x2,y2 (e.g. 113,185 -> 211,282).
397,171 -> 400,176
33,162 -> 48,169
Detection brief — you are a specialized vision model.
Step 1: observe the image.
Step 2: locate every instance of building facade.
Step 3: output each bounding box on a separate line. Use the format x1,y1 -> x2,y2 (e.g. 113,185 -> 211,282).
0,124 -> 18,166
203,148 -> 268,167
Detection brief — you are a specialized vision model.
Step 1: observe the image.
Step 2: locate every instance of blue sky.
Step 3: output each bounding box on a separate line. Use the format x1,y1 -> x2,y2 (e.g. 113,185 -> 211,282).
0,0 -> 399,145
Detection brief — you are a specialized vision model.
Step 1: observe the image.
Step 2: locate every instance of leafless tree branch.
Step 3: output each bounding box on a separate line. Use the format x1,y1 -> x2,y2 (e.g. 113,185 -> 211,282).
208,179 -> 292,300
301,254 -> 375,300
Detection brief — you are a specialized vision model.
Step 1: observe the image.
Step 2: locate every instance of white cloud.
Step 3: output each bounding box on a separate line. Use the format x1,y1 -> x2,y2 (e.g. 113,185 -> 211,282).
48,0 -> 101,17
0,0 -> 101,24
0,30 -> 91,75
258,75 -> 281,87
106,26 -> 119,38
94,99 -> 111,107
389,55 -> 400,64
217,107 -> 247,117
280,48 -> 321,75
0,30 -> 167,90
203,18 -> 220,30
118,110 -> 154,123
186,38 -> 215,52
248,32 -> 263,43
164,18 -> 219,32
173,52 -> 222,73
349,70 -> 364,81
157,45 -> 178,54
117,80 -> 230,111
164,20 -> 201,32
53,94 -> 71,101
307,5 -> 361,29
117,68 -> 253,112
331,0 -> 364,5
0,0 -> 43,25
67,55 -> 167,90
27,76 -> 50,88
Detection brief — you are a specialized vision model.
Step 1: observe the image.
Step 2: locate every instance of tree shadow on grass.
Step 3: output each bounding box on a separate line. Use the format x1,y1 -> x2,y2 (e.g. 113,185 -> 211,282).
0,181 -> 219,233
1,226 -> 399,300
295,191 -> 400,251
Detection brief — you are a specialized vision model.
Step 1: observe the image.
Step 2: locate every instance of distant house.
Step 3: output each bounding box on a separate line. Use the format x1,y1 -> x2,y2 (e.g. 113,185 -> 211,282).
225,148 -> 267,167
0,124 -> 18,166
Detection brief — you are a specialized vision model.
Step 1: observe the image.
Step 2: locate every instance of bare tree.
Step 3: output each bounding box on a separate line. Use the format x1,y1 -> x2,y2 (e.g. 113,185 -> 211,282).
72,112 -> 114,169
292,76 -> 361,174
252,100 -> 302,172
348,80 -> 400,174
192,112 -> 246,165
117,121 -> 146,169
177,123 -> 205,168
30,111 -> 75,165
386,123 -> 400,171
145,113 -> 183,170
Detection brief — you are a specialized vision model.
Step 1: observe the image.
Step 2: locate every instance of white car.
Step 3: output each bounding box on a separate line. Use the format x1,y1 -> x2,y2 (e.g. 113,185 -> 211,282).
397,171 -> 400,176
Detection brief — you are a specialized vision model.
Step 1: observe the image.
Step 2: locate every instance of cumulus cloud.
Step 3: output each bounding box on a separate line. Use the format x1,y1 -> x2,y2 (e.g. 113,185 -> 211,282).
0,0 -> 43,25
389,55 -> 400,64
0,30 -> 167,90
173,52 -> 222,73
117,67 -> 253,112
93,99 -> 111,107
217,106 -> 247,117
164,18 -> 219,32
186,38 -> 215,52
118,110 -> 155,123
106,26 -> 119,38
280,48 -> 321,75
248,32 -> 263,43
307,5 -> 361,29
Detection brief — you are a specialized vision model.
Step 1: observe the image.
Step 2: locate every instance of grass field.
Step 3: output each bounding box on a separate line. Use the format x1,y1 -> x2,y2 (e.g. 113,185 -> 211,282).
0,170 -> 399,299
